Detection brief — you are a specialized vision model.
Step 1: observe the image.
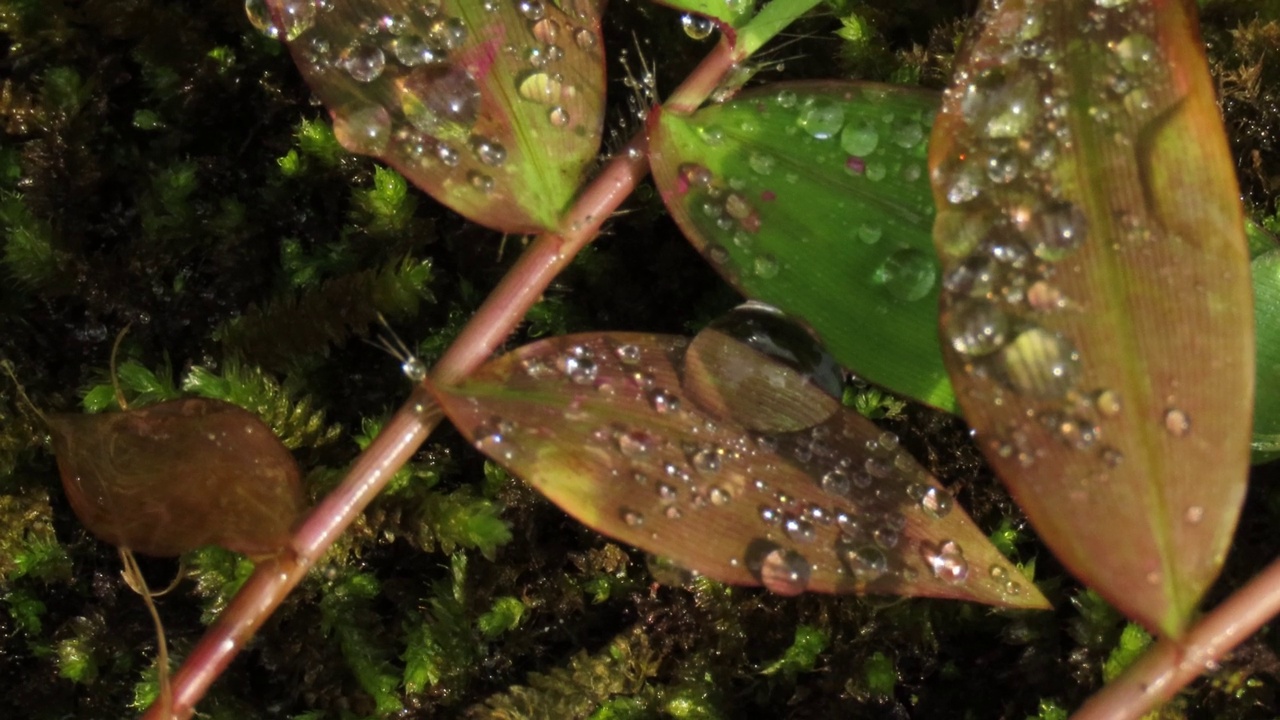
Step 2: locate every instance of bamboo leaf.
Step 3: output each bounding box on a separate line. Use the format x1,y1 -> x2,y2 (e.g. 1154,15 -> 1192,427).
265,0 -> 605,233
427,321 -> 1049,609
929,0 -> 1252,636
649,81 -> 954,410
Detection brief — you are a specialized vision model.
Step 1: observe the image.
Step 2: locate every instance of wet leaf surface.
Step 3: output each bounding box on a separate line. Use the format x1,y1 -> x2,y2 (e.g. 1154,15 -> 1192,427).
1252,247 -> 1280,463
264,0 -> 606,233
427,323 -> 1048,609
648,81 -> 955,411
49,398 -> 304,558
929,0 -> 1252,636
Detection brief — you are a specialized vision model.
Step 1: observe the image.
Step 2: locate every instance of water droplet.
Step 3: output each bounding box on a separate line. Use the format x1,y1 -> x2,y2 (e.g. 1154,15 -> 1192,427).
467,170 -> 494,193
681,13 -> 714,40
1095,389 -> 1122,418
708,485 -> 731,506
993,327 -> 1080,399
342,44 -> 385,83
1184,506 -> 1204,524
616,429 -> 652,458
857,223 -> 882,244
796,99 -> 845,140
700,302 -> 844,403
574,28 -> 597,50
622,508 -> 645,527
892,121 -> 924,149
391,34 -> 445,66
648,389 -> 680,414
754,254 -> 779,279
518,0 -> 546,21
532,17 -> 561,44
874,248 -> 937,302
691,446 -> 722,474
821,469 -> 850,496
783,516 -> 816,543
548,105 -> 570,127
657,483 -> 678,503
846,544 -> 888,579
558,347 -> 599,384
398,65 -> 481,132
427,16 -> 467,50
748,152 -> 775,176
1164,408 -> 1190,437
924,540 -> 968,583
945,300 -> 1009,356
1099,445 -> 1124,467
1030,201 -> 1088,260
332,106 -> 391,156
758,548 -> 811,596
275,0 -> 317,40
873,526 -> 899,549
470,136 -> 507,167
245,0 -> 280,39
919,486 -> 953,519
840,121 -> 879,156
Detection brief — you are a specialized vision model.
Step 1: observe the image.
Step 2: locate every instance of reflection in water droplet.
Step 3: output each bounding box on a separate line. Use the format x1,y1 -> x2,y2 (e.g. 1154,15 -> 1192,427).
1164,408 -> 1190,437
841,543 -> 888,579
924,540 -> 968,583
783,516 -> 816,543
398,65 -> 482,133
946,300 -> 1008,356
518,0 -> 546,21
342,44 -> 386,83
993,327 -> 1080,399
332,106 -> 391,156
680,13 -> 715,40
873,526 -> 899,549
797,99 -> 845,140
754,254 -> 779,279
874,248 -> 937,302
919,486 -> 953,519
648,389 -> 680,414
245,0 -> 280,39
840,121 -> 879,157
759,547 -> 811,596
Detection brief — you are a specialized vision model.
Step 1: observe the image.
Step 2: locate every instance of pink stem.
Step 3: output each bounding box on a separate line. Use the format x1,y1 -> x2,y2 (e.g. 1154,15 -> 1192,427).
143,35 -> 733,720
1071,554 -> 1280,720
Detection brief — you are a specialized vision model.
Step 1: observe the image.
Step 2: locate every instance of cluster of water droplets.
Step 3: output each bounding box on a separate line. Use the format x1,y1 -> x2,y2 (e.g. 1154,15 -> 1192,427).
933,0 -> 1191,471
247,0 -> 599,200
452,305 -> 1031,599
673,87 -> 941,304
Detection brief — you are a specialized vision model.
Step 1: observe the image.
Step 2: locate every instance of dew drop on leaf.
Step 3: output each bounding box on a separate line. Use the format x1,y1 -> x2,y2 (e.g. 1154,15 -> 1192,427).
873,248 -> 937,302
680,13 -> 715,40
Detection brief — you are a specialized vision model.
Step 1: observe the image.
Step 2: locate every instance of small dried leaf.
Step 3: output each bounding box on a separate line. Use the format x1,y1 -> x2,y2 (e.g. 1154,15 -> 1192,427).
929,0 -> 1252,636
267,0 -> 606,233
49,398 -> 304,558
648,82 -> 954,410
428,327 -> 1048,609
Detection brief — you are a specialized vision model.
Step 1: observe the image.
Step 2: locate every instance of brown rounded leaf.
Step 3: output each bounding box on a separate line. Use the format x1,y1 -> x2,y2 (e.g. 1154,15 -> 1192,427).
49,398 -> 304,558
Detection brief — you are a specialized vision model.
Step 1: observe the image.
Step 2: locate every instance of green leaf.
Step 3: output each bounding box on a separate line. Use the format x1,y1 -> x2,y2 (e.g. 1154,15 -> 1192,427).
760,624 -> 827,677
650,0 -> 755,29
427,327 -> 1049,609
649,81 -> 955,411
929,0 -> 1252,637
1251,247 -> 1280,462
269,0 -> 605,233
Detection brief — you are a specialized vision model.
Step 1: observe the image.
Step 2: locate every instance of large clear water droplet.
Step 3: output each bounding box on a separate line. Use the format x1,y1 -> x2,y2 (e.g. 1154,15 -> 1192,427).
797,99 -> 845,140
945,300 -> 1009,356
332,106 -> 391,156
874,248 -> 936,302
681,13 -> 715,40
840,121 -> 879,156
703,302 -> 843,401
398,65 -> 481,133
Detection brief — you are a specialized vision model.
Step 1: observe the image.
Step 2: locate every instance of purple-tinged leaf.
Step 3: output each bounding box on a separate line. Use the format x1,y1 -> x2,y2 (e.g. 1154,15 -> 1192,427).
427,325 -> 1048,609
929,0 -> 1252,637
266,0 -> 605,234
648,82 -> 955,411
49,399 -> 304,558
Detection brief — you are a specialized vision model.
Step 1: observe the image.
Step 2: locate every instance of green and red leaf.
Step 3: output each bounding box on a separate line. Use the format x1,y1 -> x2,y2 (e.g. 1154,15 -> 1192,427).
929,0 -> 1252,636
267,0 -> 605,233
427,325 -> 1048,609
649,81 -> 954,411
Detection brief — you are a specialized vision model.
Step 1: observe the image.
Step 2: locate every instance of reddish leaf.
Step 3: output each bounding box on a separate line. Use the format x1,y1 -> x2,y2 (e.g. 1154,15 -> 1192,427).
49,399 -> 304,558
266,0 -> 606,234
427,322 -> 1048,608
929,0 -> 1252,636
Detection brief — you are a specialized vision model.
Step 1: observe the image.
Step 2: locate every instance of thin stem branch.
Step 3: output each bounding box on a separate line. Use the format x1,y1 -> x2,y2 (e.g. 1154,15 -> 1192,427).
1072,554 -> 1280,720
144,30 -> 745,719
